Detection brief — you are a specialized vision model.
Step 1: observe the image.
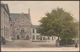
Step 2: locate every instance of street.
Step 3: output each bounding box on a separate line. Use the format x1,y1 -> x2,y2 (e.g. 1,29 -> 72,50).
1,40 -> 57,48
1,40 -> 79,51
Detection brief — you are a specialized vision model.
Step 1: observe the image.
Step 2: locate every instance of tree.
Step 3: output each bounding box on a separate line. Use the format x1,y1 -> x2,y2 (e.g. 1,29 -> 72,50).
39,8 -> 78,46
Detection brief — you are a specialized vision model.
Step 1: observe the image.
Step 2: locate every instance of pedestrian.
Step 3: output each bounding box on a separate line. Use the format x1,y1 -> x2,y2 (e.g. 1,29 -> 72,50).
75,43 -> 78,48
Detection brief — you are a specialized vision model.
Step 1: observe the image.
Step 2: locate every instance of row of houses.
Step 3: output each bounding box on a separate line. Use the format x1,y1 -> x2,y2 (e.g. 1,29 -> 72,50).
1,3 -> 58,42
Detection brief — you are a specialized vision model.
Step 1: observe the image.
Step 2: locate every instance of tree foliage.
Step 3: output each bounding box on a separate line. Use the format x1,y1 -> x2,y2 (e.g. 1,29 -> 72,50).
39,8 -> 78,40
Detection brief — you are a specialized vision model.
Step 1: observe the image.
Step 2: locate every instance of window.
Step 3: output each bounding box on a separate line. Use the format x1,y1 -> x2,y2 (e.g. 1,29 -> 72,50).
33,29 -> 35,33
36,28 -> 40,33
21,29 -> 24,33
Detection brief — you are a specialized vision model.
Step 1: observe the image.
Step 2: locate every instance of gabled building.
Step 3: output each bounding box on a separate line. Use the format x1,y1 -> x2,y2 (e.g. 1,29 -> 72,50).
10,9 -> 32,40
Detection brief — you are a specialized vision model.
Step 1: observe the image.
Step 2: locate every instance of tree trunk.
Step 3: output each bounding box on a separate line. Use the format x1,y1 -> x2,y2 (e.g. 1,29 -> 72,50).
56,35 -> 60,47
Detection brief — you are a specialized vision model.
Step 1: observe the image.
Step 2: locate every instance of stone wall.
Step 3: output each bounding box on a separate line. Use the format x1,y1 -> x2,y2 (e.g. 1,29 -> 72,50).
10,13 -> 32,40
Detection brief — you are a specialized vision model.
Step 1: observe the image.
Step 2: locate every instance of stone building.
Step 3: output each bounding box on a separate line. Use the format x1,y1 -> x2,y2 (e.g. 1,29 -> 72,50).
1,3 -> 11,41
10,9 -> 32,40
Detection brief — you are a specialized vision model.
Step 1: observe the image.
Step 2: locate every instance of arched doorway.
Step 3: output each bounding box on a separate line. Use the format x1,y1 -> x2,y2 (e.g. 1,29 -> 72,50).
20,28 -> 25,39
26,35 -> 29,40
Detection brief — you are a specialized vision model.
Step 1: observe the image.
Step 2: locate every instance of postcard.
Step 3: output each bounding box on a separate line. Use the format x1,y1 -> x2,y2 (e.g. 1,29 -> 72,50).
1,1 -> 79,52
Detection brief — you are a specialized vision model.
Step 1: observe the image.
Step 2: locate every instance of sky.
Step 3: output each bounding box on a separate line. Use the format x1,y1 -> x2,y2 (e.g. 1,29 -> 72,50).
2,1 -> 79,25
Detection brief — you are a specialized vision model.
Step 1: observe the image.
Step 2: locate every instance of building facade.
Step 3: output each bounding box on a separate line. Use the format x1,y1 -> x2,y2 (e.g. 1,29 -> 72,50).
32,25 -> 58,41
10,10 -> 32,40
1,3 -> 11,41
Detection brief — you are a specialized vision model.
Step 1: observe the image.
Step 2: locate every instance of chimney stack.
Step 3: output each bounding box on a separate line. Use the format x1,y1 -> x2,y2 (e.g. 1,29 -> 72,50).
28,8 -> 30,16
28,8 -> 31,20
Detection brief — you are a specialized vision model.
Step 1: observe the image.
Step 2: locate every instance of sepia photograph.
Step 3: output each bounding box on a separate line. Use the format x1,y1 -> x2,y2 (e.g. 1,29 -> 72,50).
0,1 -> 79,51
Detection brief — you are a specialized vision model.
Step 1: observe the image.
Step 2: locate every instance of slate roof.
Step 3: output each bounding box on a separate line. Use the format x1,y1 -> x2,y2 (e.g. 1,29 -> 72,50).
1,3 -> 11,21
10,13 -> 30,21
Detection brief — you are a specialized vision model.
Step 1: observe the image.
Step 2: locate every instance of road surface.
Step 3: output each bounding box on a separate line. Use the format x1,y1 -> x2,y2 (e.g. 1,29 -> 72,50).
1,40 -> 79,51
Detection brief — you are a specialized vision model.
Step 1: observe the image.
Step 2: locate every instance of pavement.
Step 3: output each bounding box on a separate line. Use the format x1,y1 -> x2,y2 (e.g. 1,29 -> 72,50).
2,40 -> 39,48
1,40 -> 56,48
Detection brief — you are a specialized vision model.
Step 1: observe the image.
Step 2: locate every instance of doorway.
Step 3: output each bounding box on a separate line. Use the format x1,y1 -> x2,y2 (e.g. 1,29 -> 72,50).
26,35 -> 29,40
17,35 -> 20,39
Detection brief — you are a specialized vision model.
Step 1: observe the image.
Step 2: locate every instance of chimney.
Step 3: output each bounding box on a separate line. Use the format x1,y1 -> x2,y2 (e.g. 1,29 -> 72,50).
28,8 -> 30,16
28,8 -> 31,20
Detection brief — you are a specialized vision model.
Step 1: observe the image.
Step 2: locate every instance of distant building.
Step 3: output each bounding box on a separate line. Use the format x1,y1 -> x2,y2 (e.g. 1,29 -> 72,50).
32,25 -> 41,40
32,25 -> 58,42
1,3 -> 11,41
